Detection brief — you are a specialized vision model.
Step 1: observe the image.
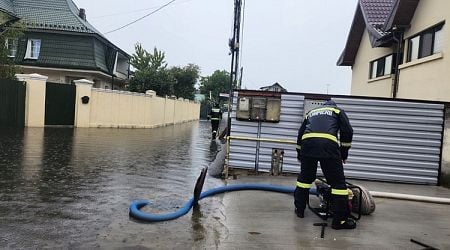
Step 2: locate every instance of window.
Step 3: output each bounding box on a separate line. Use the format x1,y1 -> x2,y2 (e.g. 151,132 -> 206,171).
407,24 -> 444,62
5,38 -> 18,57
25,39 -> 41,59
369,54 -> 395,79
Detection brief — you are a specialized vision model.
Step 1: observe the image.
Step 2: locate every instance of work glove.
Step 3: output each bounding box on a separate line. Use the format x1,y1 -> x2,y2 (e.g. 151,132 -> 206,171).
340,146 -> 349,162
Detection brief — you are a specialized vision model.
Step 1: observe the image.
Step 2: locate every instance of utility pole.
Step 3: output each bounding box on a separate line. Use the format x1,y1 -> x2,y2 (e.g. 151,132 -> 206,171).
229,0 -> 242,91
227,0 -> 243,136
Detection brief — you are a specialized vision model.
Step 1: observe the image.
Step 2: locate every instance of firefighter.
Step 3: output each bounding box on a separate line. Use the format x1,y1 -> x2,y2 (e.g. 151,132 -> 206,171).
207,104 -> 222,139
294,100 -> 356,230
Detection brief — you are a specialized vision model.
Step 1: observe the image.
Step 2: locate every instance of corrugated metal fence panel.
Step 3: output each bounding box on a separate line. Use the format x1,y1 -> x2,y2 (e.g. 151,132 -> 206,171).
259,95 -> 304,172
229,93 -> 258,169
229,93 -> 444,184
333,98 -> 444,184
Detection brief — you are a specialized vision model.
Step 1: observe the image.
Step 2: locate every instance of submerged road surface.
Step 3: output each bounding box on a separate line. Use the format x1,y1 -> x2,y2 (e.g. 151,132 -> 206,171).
2,121 -> 450,249
0,121 -> 228,249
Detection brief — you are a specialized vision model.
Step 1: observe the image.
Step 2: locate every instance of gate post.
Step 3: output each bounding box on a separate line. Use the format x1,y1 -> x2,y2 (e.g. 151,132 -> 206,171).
15,73 -> 48,127
74,79 -> 93,128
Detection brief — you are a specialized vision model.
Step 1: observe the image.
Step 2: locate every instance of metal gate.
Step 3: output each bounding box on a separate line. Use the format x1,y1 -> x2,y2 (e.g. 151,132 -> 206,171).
0,79 -> 26,128
45,82 -> 76,126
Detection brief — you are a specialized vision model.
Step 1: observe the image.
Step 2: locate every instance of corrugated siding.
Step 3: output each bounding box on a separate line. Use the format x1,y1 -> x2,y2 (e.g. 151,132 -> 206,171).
334,98 -> 444,184
228,92 -> 445,185
229,92 -> 258,169
258,95 -> 304,173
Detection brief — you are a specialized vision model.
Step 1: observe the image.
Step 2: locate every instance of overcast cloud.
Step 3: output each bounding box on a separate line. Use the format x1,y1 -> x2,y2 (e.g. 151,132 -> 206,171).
73,0 -> 358,94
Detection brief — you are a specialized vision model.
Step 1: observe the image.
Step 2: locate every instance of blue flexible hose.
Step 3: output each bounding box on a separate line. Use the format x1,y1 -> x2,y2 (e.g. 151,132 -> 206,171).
129,183 -> 318,222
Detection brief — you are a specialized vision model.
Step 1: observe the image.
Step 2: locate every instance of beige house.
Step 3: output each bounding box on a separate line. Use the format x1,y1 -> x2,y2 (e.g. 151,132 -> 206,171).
338,0 -> 450,102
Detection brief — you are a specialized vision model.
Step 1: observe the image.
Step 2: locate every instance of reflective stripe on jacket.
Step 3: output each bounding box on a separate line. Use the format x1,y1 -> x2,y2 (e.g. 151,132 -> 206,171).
296,100 -> 353,159
209,108 -> 222,121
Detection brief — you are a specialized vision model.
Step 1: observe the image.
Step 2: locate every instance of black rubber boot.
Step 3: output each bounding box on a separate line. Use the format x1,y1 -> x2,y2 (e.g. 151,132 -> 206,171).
295,208 -> 304,218
331,218 -> 356,230
294,187 -> 308,218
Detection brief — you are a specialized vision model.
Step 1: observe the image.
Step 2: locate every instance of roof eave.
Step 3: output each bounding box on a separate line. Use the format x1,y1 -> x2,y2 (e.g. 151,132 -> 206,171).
337,5 -> 365,66
337,0 -> 417,66
383,0 -> 419,31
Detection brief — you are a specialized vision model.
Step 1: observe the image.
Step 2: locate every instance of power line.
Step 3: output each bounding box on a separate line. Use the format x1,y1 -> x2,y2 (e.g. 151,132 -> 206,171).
92,0 -> 194,19
92,6 -> 160,19
104,0 -> 177,35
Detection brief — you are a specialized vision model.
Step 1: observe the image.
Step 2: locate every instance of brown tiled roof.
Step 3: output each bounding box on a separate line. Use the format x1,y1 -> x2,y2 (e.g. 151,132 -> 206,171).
360,0 -> 395,35
361,0 -> 395,26
337,0 -> 419,66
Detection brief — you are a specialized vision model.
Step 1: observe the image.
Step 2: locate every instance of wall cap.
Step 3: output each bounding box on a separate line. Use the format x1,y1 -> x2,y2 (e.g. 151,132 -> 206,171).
15,73 -> 48,81
74,79 -> 94,85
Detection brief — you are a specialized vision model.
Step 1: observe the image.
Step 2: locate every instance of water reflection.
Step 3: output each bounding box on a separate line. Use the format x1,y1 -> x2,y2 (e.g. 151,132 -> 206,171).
0,121 -> 225,248
39,128 -> 75,201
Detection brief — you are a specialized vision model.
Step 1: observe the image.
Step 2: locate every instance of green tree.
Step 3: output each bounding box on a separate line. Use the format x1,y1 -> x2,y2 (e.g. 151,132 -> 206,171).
130,43 -> 151,71
170,64 -> 200,100
199,70 -> 230,103
0,15 -> 24,79
128,44 -> 174,96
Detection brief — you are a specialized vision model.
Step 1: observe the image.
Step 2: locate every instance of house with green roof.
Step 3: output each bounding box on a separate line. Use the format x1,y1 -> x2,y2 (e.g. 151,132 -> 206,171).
0,0 -> 130,89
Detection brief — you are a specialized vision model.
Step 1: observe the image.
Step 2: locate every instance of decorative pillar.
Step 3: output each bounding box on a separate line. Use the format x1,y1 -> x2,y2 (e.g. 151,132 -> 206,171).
15,73 -> 48,127
74,79 -> 93,128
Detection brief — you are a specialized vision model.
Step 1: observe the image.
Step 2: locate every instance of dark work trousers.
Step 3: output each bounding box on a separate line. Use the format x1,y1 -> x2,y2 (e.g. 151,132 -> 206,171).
211,120 -> 220,133
294,157 -> 349,221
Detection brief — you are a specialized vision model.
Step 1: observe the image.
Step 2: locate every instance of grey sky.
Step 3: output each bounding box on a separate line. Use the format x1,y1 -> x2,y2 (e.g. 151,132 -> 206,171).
73,0 -> 358,94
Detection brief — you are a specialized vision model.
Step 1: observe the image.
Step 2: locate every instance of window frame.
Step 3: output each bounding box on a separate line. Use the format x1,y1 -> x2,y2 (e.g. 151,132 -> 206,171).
5,38 -> 18,58
236,95 -> 281,123
407,23 -> 444,62
369,54 -> 395,79
25,39 -> 41,59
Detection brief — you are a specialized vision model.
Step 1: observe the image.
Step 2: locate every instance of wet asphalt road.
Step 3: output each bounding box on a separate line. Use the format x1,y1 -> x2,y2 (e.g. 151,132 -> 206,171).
0,121 -> 227,249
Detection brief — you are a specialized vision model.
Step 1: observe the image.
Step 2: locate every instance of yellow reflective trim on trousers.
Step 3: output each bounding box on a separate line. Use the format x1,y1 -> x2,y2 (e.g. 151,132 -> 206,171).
296,181 -> 312,189
331,188 -> 349,196
340,142 -> 352,147
302,133 -> 338,143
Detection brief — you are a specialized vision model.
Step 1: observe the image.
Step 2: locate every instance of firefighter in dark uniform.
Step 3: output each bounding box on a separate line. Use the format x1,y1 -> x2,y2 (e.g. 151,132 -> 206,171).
207,104 -> 222,139
294,100 -> 356,230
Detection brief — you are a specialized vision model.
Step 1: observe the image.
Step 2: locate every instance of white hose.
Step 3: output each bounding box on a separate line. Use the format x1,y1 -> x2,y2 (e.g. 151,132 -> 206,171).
370,191 -> 450,204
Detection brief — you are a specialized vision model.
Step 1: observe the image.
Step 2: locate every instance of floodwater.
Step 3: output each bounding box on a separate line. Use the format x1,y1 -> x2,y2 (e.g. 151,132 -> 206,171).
0,121 -> 228,249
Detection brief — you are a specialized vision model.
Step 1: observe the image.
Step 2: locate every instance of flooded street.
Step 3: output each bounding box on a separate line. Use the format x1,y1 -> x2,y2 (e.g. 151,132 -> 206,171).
0,121 -> 228,249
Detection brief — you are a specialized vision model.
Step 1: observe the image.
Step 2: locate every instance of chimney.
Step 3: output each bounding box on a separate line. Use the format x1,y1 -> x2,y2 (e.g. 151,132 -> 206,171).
79,8 -> 86,21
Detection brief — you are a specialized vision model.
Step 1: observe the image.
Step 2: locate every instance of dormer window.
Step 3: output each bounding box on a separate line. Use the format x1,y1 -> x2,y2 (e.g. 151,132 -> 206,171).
25,39 -> 41,59
5,38 -> 18,57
